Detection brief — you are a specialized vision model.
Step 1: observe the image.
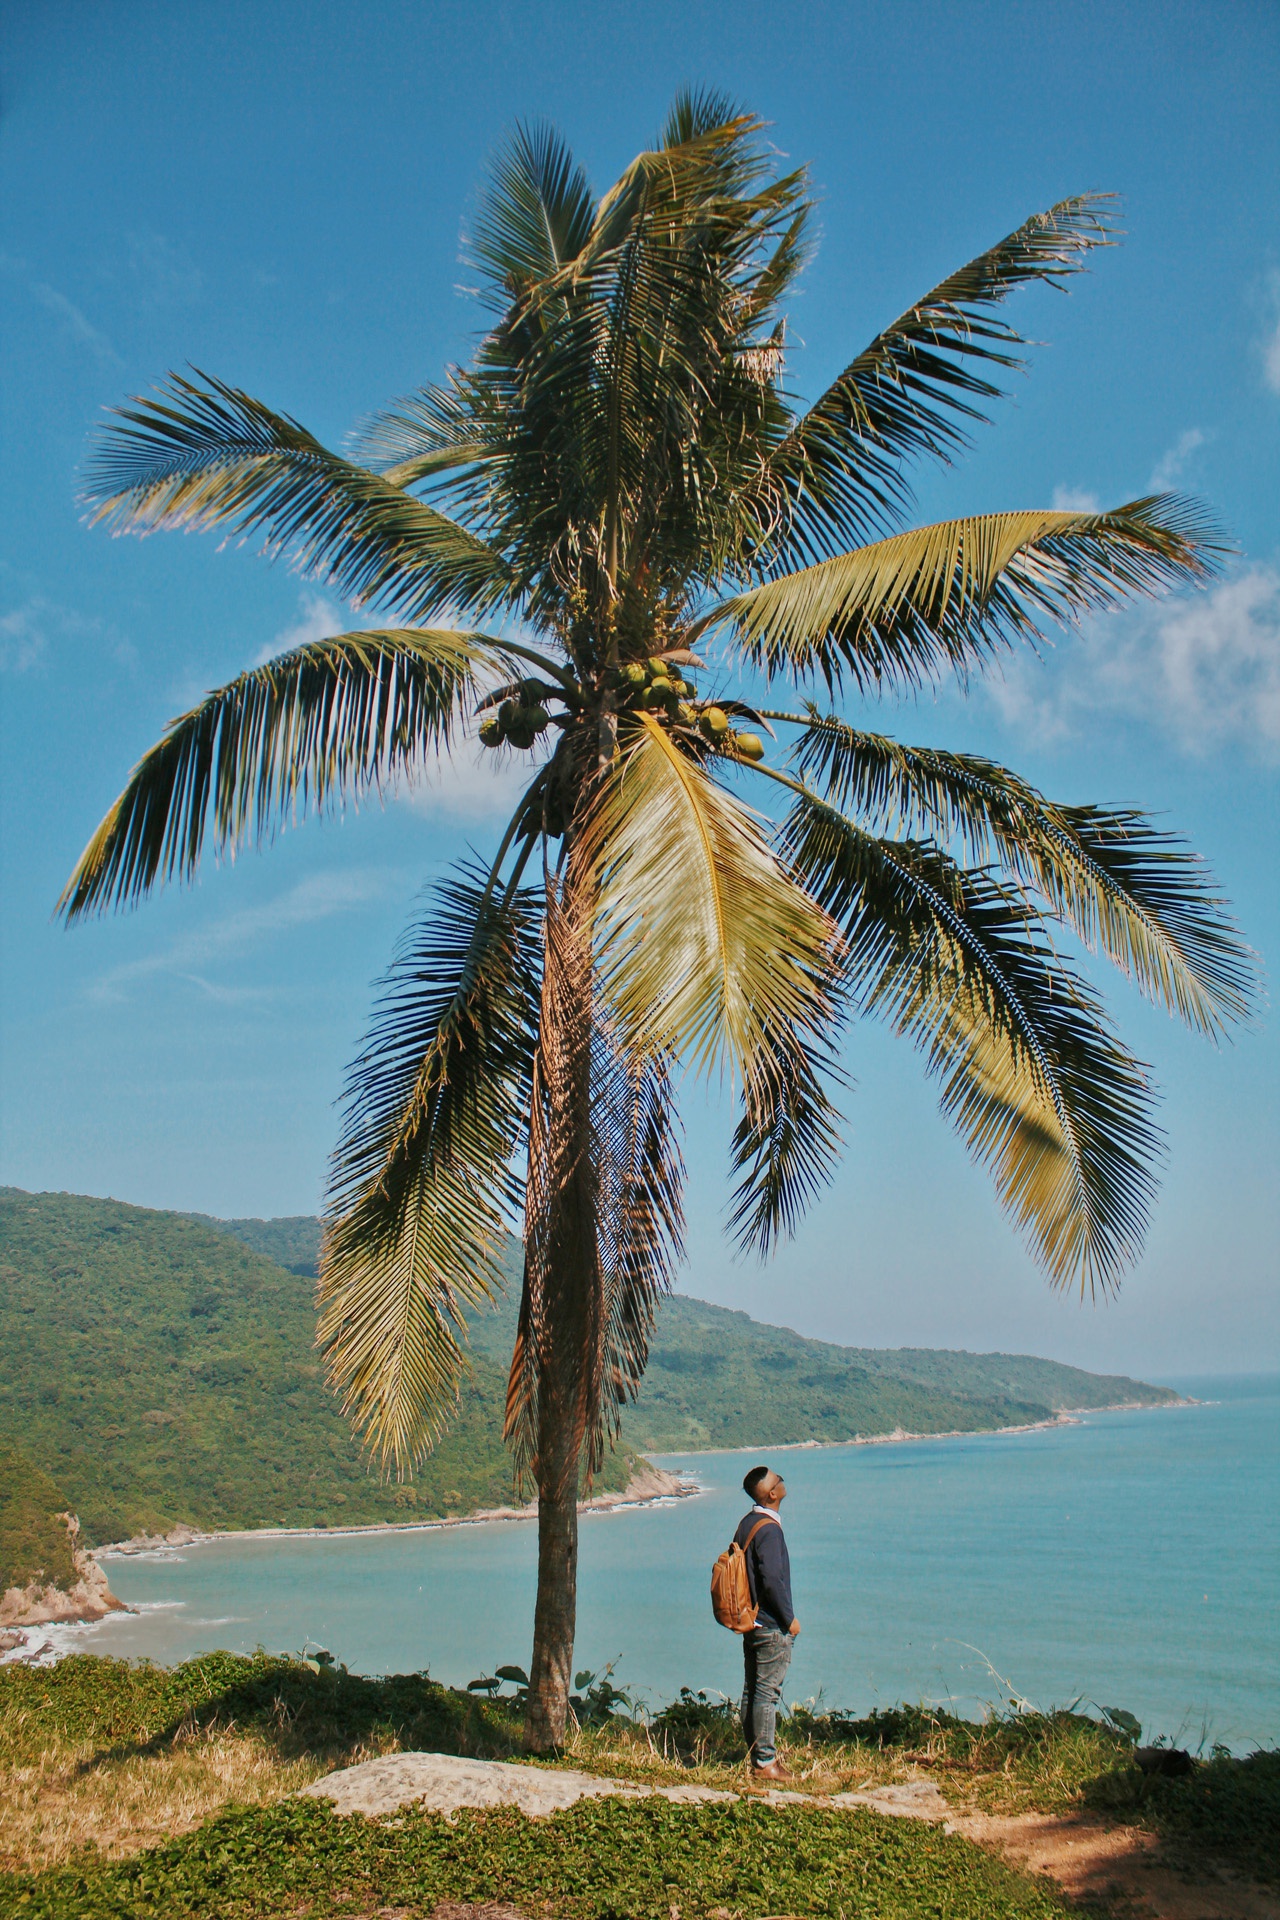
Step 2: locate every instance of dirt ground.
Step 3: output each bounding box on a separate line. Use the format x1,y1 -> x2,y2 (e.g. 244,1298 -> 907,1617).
948,1805 -> 1279,1920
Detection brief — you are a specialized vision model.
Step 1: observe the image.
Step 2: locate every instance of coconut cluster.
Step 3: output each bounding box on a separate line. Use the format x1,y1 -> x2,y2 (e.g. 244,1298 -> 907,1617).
479,684 -> 553,751
611,656 -> 764,761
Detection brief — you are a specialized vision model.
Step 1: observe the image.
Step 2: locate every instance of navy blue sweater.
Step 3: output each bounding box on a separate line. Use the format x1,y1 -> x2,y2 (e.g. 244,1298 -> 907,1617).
733,1509 -> 794,1633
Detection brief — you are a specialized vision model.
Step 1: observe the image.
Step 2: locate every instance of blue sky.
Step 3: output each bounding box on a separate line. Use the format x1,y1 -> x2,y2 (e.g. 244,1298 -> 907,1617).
2,0 -> 1277,1376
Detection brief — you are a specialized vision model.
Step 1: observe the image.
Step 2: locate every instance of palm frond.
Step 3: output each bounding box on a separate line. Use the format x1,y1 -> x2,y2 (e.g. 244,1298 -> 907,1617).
505,867 -> 601,1494
783,793 -> 1161,1292
790,714 -> 1257,1034
768,194 -> 1118,559
355,375 -> 496,492
319,861 -> 542,1476
506,908 -> 686,1489
471,120 -> 596,301
593,1031 -> 685,1454
728,1018 -> 846,1257
588,714 -> 837,1079
59,628 -> 489,919
84,372 -> 518,623
697,498 -> 1226,691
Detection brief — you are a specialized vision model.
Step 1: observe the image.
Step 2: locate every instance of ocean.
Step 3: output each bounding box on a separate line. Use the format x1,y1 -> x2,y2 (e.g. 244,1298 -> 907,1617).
38,1374 -> 1280,1753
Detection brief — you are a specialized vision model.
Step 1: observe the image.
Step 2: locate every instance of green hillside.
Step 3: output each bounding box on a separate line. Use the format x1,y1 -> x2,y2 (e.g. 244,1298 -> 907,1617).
459,1289 -> 1178,1453
202,1205 -> 1182,1443
0,1441 -> 78,1596
201,1211 -> 1178,1449
0,1190 -> 633,1545
0,1190 -> 1178,1545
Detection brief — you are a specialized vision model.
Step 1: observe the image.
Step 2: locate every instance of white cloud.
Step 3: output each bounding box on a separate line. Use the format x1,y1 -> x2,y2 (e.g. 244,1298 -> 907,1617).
0,253 -> 120,365
983,564 -> 1280,759
404,727 -> 551,824
1051,486 -> 1101,514
1262,270 -> 1280,396
253,591 -> 348,665
1148,427 -> 1205,492
125,231 -> 203,308
0,592 -> 101,673
89,870 -> 395,1005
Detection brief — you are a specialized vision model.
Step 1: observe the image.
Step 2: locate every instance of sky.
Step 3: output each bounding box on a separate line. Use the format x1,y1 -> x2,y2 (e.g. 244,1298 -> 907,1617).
2,0 -> 1277,1379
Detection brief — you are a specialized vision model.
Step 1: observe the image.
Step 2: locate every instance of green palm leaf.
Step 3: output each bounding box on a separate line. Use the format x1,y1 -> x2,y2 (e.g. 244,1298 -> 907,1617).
84,372 -> 518,624
589,714 -> 837,1079
698,498 -> 1224,690
768,194 -> 1117,558
320,861 -> 542,1475
472,120 -> 597,299
789,714 -> 1256,1035
59,628 -> 490,919
784,793 -> 1161,1292
728,1020 -> 846,1257
592,1030 -> 685,1450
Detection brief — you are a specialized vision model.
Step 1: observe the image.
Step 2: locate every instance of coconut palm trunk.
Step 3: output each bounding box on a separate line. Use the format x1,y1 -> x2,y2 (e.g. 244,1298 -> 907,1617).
514,868 -> 603,1747
61,93 -> 1255,1749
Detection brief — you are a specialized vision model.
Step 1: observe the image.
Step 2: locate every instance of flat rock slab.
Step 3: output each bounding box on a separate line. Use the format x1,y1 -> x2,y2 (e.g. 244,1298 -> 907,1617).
831,1780 -> 950,1821
301,1751 -> 951,1825
301,1751 -> 737,1820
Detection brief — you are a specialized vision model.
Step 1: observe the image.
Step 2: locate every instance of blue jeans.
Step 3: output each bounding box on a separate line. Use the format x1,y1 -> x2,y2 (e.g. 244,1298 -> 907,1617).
741,1623 -> 793,1764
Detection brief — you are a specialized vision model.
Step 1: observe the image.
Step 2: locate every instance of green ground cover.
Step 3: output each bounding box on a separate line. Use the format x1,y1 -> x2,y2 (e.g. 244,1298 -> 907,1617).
5,1795 -> 1077,1920
2,1654 -> 1274,1909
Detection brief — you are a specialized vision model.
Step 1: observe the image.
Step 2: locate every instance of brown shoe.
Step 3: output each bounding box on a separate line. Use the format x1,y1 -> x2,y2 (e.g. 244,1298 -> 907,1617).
750,1760 -> 792,1782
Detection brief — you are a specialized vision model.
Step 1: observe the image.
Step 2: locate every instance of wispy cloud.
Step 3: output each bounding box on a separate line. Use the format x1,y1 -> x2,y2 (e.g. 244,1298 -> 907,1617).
1261,269 -> 1280,396
253,591 -> 349,666
0,253 -> 121,366
124,231 -> 203,308
403,732 -> 548,824
1051,486 -> 1101,513
0,590 -> 111,673
1148,427 -> 1205,491
88,870 -> 396,1005
982,564 -> 1280,759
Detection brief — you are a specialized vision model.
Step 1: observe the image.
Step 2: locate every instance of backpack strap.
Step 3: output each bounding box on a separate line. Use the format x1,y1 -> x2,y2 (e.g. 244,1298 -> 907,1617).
740,1514 -> 780,1552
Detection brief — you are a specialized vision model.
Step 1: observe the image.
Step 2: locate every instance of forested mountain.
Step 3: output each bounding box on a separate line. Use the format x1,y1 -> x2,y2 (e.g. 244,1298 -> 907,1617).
197,1209 -> 1178,1448
0,1190 -> 634,1543
0,1190 -> 1179,1543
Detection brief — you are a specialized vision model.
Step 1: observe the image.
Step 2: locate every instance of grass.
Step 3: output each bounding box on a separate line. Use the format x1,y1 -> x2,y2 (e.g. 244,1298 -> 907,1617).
1,1653 -> 1275,1916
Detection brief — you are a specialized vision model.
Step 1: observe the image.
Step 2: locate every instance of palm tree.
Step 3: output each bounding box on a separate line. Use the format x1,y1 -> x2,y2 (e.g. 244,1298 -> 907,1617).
62,94 -> 1253,1748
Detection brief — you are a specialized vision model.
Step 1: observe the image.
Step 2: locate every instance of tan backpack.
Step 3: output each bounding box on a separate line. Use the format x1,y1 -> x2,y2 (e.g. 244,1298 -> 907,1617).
710,1515 -> 778,1632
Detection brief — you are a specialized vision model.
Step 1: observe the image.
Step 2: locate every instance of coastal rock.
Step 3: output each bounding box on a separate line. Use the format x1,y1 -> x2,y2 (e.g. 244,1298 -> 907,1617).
300,1752 -> 956,1826
96,1523 -> 209,1555
831,1779 -> 950,1821
301,1751 -> 737,1819
0,1514 -> 127,1628
586,1462 -> 693,1508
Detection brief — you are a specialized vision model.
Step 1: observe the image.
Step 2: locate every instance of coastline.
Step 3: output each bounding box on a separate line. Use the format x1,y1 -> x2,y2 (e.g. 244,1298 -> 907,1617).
95,1460 -> 703,1560
93,1397 -> 1189,1561
632,1394 -> 1195,1461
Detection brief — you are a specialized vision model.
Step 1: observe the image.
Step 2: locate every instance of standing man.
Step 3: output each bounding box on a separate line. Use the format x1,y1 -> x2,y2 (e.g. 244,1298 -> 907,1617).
736,1464 -> 800,1780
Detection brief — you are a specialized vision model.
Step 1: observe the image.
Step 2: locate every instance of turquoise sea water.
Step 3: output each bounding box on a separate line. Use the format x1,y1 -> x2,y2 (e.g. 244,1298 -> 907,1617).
64,1375 -> 1279,1752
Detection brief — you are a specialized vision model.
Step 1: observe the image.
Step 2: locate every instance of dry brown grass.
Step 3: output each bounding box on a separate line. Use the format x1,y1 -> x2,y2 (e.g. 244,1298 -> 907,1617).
0,1723 -> 336,1872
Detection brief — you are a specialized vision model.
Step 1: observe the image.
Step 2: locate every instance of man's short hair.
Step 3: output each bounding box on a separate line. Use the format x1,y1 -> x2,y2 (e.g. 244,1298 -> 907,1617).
743,1465 -> 771,1499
